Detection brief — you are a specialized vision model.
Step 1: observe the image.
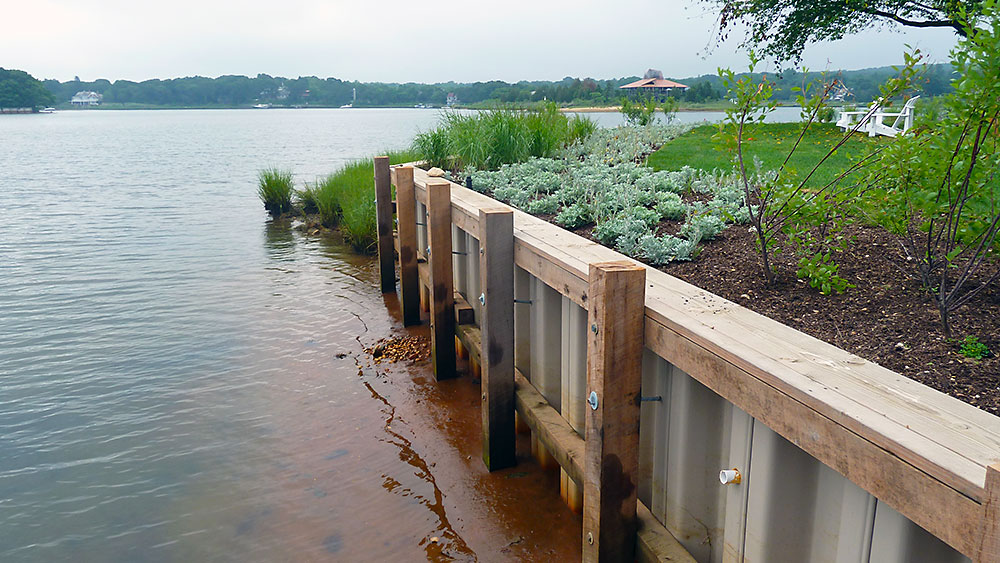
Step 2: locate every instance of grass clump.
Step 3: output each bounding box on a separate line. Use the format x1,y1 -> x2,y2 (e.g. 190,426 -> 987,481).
300,150 -> 418,252
257,167 -> 294,216
413,103 -> 596,171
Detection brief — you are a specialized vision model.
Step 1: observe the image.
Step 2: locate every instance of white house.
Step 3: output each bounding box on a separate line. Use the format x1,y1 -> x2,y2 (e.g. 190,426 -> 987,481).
70,91 -> 102,107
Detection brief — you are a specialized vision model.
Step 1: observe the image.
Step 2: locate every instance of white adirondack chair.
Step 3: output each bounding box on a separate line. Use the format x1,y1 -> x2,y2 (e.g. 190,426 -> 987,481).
836,99 -> 882,135
868,96 -> 920,137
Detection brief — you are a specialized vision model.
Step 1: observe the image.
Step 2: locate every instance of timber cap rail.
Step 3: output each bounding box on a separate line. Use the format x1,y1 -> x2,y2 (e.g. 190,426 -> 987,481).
387,163 -> 1000,562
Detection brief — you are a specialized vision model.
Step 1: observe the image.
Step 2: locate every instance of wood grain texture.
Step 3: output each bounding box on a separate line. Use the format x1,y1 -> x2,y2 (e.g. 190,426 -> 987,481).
394,166 -> 420,325
583,262 -> 646,563
480,208 -> 516,471
427,181 -> 456,380
374,156 -> 395,293
977,463 -> 1000,563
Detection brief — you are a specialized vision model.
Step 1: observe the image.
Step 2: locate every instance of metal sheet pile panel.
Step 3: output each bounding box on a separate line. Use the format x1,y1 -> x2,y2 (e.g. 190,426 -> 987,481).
638,352 -> 970,563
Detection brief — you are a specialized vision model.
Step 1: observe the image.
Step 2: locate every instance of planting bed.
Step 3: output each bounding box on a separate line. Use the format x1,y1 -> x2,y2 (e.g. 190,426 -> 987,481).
564,215 -> 1000,414
448,123 -> 999,415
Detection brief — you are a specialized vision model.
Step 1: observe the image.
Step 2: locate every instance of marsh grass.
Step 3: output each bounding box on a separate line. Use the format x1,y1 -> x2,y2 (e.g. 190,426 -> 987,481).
257,167 -> 294,216
300,150 -> 418,252
415,103 -> 596,170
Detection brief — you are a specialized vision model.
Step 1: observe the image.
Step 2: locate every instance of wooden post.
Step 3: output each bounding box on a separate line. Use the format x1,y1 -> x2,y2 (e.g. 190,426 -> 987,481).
480,208 -> 515,471
374,156 -> 394,293
394,166 -> 420,325
977,463 -> 1000,562
427,181 -> 456,380
583,261 -> 646,563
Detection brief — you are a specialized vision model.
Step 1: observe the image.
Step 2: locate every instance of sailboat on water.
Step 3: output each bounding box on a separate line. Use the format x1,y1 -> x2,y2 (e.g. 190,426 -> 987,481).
340,88 -> 356,108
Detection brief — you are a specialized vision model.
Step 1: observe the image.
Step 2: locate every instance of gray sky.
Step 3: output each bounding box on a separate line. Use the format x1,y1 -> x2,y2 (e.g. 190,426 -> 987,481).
5,0 -> 959,83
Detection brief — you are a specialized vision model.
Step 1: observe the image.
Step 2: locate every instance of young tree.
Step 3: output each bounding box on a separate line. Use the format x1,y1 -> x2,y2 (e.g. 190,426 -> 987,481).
703,0 -> 981,62
865,1 -> 1000,337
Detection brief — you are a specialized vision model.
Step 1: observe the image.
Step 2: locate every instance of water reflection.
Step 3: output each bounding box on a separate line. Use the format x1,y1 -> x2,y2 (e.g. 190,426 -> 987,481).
262,218 -> 297,259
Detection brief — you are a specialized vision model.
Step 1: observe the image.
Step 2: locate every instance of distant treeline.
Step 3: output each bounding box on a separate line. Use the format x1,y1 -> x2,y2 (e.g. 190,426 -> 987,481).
43,64 -> 954,108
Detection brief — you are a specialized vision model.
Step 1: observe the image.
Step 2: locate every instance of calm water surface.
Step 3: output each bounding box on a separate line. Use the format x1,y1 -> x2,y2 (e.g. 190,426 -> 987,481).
0,109 -> 500,561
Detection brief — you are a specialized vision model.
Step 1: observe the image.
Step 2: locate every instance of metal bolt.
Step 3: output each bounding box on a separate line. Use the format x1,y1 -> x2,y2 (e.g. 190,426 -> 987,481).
426,246 -> 431,255
478,293 -> 486,306
587,532 -> 594,545
480,247 -> 485,255
590,323 -> 599,334
587,391 -> 599,411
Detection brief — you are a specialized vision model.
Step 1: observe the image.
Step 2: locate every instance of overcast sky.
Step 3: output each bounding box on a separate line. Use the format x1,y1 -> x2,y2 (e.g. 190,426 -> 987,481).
4,0 -> 960,83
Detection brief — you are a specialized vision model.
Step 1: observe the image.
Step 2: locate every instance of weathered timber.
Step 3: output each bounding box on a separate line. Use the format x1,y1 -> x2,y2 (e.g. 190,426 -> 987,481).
978,463 -> 1000,562
454,291 -> 475,325
636,501 -> 697,563
394,166 -> 420,325
374,156 -> 394,293
427,181 -> 456,380
479,208 -> 516,471
583,261 -> 646,563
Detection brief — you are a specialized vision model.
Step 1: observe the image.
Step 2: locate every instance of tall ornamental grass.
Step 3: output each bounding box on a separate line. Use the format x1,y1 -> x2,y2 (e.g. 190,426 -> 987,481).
257,167 -> 294,216
413,103 -> 596,171
298,150 -> 418,252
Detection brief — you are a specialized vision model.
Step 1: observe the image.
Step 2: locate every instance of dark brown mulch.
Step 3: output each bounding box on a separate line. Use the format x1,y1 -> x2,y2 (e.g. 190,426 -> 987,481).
561,219 -> 1000,416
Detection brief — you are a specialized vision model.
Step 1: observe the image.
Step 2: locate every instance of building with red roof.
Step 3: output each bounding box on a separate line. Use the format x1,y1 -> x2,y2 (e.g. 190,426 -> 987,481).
619,77 -> 689,100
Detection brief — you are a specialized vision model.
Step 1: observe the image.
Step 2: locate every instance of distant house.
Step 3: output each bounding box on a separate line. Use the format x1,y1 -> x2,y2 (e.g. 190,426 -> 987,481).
446,92 -> 458,107
619,78 -> 689,100
70,91 -> 102,107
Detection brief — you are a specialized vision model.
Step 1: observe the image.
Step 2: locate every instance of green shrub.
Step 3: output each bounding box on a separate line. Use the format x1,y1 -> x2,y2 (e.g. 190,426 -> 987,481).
680,213 -> 726,241
526,195 -> 560,215
640,234 -> 699,264
959,336 -> 990,359
655,192 -> 687,220
796,252 -> 853,295
257,167 -> 294,216
555,203 -> 592,228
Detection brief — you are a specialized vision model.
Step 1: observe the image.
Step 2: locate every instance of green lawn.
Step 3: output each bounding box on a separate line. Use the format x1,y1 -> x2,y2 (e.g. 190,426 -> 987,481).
647,122 -> 884,191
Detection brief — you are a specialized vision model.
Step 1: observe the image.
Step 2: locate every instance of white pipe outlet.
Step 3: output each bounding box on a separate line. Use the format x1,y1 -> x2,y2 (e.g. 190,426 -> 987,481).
719,468 -> 742,485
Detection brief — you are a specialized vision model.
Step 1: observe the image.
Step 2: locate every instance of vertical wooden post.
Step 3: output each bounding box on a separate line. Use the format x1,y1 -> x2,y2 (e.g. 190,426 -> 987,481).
977,463 -> 1000,562
374,156 -> 394,293
427,181 -> 456,380
394,166 -> 420,325
480,208 -> 515,471
583,261 -> 646,563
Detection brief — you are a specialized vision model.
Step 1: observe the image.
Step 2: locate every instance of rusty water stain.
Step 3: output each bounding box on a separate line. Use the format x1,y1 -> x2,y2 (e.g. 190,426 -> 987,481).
363,379 -> 475,561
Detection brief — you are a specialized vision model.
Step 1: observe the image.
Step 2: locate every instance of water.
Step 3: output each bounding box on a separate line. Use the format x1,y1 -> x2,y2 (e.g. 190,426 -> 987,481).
566,105 -> 805,127
0,109 -> 591,562
0,105 -> 787,560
